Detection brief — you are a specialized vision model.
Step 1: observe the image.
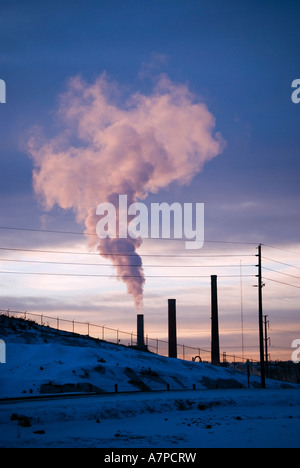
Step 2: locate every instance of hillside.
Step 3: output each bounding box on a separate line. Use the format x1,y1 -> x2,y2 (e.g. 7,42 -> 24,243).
1,315 -> 299,448
0,314 -> 286,398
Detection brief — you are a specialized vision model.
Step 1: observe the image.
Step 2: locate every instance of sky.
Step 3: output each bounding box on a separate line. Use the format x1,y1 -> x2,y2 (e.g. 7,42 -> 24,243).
0,0 -> 299,361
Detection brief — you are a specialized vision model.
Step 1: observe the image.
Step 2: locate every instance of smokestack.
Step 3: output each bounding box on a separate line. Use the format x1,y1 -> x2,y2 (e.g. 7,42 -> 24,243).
137,314 -> 145,349
168,299 -> 177,358
211,275 -> 220,365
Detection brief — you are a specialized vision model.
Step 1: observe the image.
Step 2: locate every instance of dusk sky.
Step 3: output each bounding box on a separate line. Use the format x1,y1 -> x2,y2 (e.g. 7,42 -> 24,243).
0,0 -> 299,361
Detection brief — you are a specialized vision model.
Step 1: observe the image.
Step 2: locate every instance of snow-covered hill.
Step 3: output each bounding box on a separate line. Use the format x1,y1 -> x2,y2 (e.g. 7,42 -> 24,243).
0,315 -> 299,448
0,314 -> 287,398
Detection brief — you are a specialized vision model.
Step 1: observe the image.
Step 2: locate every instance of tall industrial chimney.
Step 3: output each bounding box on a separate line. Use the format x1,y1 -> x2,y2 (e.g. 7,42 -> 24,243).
137,314 -> 145,349
168,299 -> 177,358
211,275 -> 220,365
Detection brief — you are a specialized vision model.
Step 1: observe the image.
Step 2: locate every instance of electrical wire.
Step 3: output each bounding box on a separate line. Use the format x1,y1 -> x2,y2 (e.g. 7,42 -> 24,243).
263,276 -> 300,289
0,246 -> 255,258
263,267 -> 300,280
263,244 -> 300,255
0,225 -> 259,245
262,256 -> 300,271
0,258 -> 256,269
0,270 -> 256,279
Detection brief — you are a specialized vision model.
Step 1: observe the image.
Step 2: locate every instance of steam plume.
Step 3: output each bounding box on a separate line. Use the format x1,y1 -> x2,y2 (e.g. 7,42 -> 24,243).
28,73 -> 225,309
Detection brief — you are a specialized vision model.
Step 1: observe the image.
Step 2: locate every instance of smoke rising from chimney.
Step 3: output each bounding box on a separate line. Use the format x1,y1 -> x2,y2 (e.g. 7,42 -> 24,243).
28,73 -> 225,309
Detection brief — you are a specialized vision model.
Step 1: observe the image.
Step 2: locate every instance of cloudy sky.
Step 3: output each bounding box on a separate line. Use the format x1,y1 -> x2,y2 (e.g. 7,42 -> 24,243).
0,0 -> 299,361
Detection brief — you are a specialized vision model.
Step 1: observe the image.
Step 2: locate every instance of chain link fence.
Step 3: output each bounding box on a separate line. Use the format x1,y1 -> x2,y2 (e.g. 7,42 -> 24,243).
0,308 -> 254,365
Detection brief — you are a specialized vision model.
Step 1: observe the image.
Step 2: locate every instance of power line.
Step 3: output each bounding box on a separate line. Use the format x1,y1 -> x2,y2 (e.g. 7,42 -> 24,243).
262,256 -> 300,270
0,226 -> 96,237
263,267 -> 300,280
0,270 -> 256,279
0,258 -> 256,269
263,244 -> 300,255
0,225 -> 259,245
263,276 -> 300,289
0,246 -> 255,258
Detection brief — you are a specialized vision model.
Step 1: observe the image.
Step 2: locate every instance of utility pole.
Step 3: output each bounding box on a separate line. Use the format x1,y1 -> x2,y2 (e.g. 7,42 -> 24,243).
256,244 -> 266,388
211,275 -> 220,365
264,315 -> 270,378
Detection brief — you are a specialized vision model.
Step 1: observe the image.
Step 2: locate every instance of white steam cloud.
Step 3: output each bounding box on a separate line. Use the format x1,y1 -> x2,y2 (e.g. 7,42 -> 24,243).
28,73 -> 225,310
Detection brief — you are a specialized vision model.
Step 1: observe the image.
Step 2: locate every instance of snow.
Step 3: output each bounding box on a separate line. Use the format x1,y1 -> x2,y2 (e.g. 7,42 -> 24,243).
0,315 -> 286,398
0,389 -> 299,448
0,315 -> 299,448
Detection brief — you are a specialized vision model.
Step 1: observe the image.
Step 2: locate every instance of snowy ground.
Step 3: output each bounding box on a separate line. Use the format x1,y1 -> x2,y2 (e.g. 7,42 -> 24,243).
0,315 -> 286,398
0,315 -> 299,448
0,388 -> 299,448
